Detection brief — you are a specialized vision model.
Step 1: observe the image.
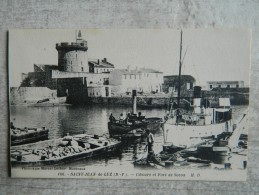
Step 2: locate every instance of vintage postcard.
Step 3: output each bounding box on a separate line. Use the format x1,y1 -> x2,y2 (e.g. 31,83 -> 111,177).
9,29 -> 250,180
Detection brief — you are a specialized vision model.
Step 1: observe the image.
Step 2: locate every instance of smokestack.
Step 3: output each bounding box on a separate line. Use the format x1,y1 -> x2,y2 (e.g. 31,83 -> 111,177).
132,90 -> 137,114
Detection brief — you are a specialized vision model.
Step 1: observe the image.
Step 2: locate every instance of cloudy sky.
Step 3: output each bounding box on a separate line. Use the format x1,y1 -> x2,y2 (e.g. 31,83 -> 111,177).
9,28 -> 250,87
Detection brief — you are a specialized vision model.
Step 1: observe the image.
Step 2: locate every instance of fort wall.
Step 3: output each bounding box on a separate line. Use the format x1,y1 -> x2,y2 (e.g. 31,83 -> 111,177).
10,87 -> 57,105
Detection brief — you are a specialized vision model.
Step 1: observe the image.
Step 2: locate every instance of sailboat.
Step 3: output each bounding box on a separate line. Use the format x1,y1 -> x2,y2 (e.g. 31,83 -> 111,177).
162,31 -> 234,153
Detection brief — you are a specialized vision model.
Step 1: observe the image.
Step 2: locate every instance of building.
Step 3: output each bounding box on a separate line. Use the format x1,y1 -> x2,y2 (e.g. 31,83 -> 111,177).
88,58 -> 114,85
89,58 -> 115,74
20,64 -> 58,89
109,67 -> 163,95
20,31 -> 113,103
163,75 -> 196,97
207,81 -> 244,90
56,31 -> 89,73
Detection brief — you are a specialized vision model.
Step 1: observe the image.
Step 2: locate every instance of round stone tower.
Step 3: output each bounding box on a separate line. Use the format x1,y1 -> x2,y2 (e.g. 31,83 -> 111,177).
56,30 -> 89,72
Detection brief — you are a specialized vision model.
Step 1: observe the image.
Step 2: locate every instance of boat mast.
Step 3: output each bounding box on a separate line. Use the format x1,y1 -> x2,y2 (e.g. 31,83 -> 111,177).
176,30 -> 183,123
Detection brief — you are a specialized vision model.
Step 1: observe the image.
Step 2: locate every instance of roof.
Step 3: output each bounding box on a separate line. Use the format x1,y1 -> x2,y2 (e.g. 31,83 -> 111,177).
164,75 -> 196,83
207,81 -> 243,84
113,68 -> 162,75
139,68 -> 163,73
88,58 -> 115,68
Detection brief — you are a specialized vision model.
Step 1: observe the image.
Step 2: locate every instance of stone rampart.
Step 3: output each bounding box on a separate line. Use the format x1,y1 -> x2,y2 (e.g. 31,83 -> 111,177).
10,87 -> 57,105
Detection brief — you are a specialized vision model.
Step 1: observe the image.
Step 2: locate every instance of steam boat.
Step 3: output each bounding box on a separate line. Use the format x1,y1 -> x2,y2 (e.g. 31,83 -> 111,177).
162,31 -> 234,153
163,96 -> 233,152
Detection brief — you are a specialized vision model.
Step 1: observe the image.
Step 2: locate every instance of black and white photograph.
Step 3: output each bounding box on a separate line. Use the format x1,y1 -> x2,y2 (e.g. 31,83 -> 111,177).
9,29 -> 250,181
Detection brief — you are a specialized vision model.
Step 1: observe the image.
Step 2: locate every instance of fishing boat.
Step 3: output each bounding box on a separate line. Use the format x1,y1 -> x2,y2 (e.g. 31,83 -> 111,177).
11,133 -> 121,166
108,90 -> 162,138
108,122 -> 145,138
162,31 -> 234,153
11,126 -> 49,146
108,116 -> 162,138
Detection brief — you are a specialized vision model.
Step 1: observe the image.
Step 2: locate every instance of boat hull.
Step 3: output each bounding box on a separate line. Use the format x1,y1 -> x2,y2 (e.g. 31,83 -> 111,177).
11,134 -> 121,167
108,117 -> 162,137
11,129 -> 49,146
163,119 -> 233,148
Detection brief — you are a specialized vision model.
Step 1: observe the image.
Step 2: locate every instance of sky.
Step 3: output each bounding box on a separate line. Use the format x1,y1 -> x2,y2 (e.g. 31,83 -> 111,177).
9,29 -> 251,87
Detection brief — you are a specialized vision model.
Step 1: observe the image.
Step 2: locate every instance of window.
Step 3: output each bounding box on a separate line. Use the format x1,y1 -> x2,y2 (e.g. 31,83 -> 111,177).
124,75 -> 127,79
227,85 -> 230,88
81,67 -> 83,71
210,85 -> 212,89
236,85 -> 239,88
218,85 -> 221,88
134,75 -> 136,79
147,73 -> 149,77
130,75 -> 132,79
187,83 -> 190,90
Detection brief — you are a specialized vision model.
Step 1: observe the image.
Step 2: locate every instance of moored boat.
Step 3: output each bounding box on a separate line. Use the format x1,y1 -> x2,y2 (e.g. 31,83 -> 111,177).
162,31 -> 234,153
11,133 -> 121,166
108,117 -> 162,138
108,90 -> 162,138
11,127 -> 49,146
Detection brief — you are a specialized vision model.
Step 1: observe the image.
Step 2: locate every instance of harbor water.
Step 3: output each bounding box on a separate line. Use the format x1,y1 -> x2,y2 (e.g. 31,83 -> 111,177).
10,105 -> 248,170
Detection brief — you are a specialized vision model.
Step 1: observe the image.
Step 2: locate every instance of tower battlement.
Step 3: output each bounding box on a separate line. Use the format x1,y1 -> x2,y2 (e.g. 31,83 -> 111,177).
56,41 -> 88,52
56,31 -> 89,72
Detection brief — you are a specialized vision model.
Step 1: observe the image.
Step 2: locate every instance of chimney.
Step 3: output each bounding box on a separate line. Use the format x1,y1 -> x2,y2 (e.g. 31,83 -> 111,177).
97,59 -> 100,64
127,65 -> 130,72
103,58 -> 107,63
78,30 -> 82,38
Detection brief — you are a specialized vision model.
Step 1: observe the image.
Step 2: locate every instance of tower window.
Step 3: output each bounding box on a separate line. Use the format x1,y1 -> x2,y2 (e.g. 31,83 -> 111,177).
81,67 -> 83,71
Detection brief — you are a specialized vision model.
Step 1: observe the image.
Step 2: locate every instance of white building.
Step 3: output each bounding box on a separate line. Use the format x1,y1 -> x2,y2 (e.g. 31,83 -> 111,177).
109,67 -> 163,95
88,58 -> 115,74
207,81 -> 244,90
87,85 -> 111,97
